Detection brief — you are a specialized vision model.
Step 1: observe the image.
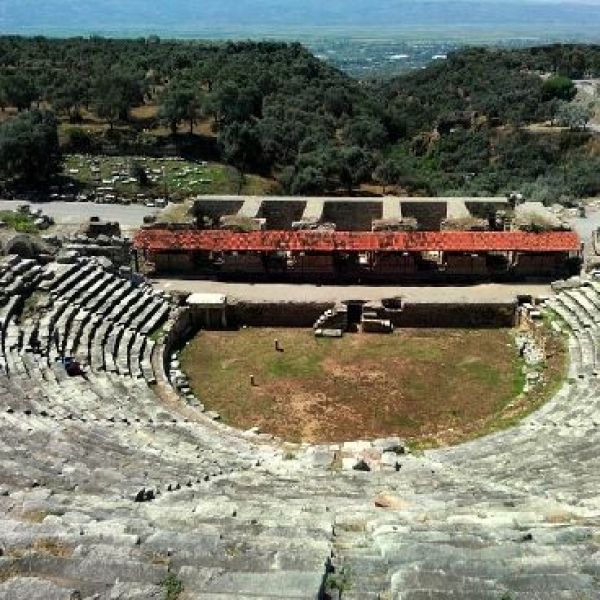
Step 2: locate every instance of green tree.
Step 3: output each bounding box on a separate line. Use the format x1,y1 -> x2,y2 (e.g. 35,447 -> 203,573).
542,75 -> 576,101
290,166 -> 326,195
294,144 -> 344,192
50,81 -> 89,123
338,146 -> 375,194
556,101 -> 594,130
323,86 -> 353,118
0,73 -> 38,112
159,85 -> 201,135
64,127 -> 94,153
207,81 -> 261,126
0,110 -> 61,186
373,160 -> 403,194
219,122 -> 260,193
52,81 -> 88,122
341,116 -> 388,149
92,72 -> 143,128
130,161 -> 149,187
195,59 -> 220,93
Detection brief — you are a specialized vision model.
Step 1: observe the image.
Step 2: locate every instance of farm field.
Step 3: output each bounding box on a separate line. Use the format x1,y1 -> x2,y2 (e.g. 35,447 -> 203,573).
180,327 -> 565,445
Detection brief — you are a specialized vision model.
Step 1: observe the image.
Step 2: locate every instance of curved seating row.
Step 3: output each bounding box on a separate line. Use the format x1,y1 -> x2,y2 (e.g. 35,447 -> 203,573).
0,257 -> 599,600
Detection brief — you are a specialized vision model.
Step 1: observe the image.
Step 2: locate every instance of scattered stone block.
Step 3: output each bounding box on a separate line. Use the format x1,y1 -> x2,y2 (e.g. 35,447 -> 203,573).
372,436 -> 406,454
314,328 -> 343,338
352,459 -> 371,472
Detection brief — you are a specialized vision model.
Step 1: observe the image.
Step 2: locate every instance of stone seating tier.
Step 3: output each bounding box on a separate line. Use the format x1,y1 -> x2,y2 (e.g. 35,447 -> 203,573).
0,258 -> 599,599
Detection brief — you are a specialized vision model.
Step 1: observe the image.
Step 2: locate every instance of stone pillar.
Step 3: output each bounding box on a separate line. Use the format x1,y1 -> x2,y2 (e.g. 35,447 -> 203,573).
446,199 -> 470,220
302,198 -> 325,223
238,197 -> 263,218
383,197 -> 402,220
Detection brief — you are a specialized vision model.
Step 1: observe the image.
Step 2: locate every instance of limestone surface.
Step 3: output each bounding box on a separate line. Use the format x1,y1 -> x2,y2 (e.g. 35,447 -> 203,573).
0,255 -> 598,599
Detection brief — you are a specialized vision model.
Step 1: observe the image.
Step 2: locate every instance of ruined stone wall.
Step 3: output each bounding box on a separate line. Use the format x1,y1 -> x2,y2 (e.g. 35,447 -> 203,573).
401,202 -> 447,230
193,200 -> 244,224
228,302 -> 334,328
512,253 -> 570,277
220,255 -> 266,274
152,252 -> 195,273
322,201 -> 382,231
165,299 -> 517,342
228,301 -> 516,329
65,243 -> 131,267
465,200 -> 507,219
259,201 -> 306,229
445,254 -> 488,276
391,302 -> 517,328
161,307 -> 194,377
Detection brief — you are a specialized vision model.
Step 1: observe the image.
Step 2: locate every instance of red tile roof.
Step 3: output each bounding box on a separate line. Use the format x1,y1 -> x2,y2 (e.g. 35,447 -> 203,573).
134,229 -> 581,253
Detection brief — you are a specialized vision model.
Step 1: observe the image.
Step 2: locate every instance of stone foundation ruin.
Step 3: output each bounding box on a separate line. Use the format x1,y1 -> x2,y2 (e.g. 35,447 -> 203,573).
137,196 -> 582,283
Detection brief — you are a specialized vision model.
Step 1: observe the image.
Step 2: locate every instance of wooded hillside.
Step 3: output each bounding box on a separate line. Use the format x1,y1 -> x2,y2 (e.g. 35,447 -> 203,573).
0,38 -> 599,200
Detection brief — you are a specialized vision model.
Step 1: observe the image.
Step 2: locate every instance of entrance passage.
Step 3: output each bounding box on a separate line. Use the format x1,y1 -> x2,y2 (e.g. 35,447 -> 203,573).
343,300 -> 365,326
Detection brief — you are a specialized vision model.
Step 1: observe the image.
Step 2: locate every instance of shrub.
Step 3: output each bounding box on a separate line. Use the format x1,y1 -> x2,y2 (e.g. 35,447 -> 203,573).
162,573 -> 183,600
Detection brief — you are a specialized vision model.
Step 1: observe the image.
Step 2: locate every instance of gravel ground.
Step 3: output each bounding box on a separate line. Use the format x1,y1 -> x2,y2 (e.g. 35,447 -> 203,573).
0,200 -> 160,231
155,279 -> 552,304
567,204 -> 600,259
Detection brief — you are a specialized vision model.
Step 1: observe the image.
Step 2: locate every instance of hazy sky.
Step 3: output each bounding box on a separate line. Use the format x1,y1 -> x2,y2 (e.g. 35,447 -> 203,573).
2,0 -> 599,37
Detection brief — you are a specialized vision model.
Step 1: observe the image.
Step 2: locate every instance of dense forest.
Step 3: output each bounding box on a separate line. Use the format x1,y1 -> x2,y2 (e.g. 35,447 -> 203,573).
0,37 -> 599,200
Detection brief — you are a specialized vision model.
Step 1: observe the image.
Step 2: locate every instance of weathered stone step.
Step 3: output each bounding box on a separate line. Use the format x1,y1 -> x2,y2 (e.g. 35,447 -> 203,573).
4,547 -> 168,595
392,567 -> 504,593
181,593 -> 305,600
393,591 -> 502,599
0,575 -> 80,600
178,567 -> 325,599
500,572 -> 596,593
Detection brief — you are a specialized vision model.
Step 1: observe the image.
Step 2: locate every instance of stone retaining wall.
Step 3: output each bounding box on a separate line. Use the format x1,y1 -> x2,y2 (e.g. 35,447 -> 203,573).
161,306 -> 194,377
259,200 -> 306,230
391,302 -> 517,328
181,300 -> 517,329
228,301 -> 334,328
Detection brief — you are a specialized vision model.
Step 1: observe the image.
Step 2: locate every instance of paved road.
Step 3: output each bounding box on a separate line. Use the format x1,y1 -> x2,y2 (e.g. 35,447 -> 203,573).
155,279 -> 551,304
567,204 -> 600,259
588,124 -> 600,135
2,197 -> 597,239
0,200 -> 159,231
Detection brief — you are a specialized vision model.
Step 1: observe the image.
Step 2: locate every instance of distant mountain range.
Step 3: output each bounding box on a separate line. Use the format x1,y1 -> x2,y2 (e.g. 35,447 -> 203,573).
2,0 -> 600,39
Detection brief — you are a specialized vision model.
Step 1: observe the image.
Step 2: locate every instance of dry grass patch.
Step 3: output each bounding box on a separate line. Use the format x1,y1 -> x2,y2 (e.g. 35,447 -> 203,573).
180,327 -> 562,445
158,200 -> 194,224
33,538 -> 73,558
544,511 -> 578,524
0,566 -> 19,584
150,553 -> 171,566
21,510 -> 49,523
130,103 -> 159,120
